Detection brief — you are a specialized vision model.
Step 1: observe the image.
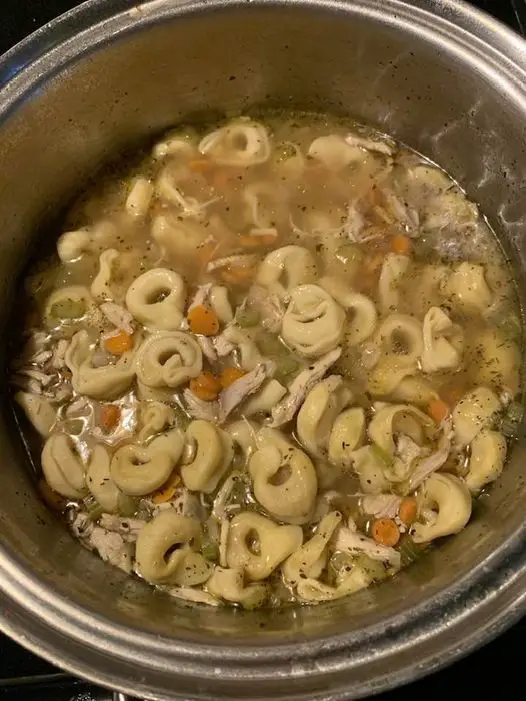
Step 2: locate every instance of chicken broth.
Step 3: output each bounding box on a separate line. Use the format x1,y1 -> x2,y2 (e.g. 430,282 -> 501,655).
10,112 -> 523,609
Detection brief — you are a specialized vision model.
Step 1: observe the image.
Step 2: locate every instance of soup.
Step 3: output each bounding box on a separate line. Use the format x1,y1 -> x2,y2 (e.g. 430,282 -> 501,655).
9,113 -> 523,609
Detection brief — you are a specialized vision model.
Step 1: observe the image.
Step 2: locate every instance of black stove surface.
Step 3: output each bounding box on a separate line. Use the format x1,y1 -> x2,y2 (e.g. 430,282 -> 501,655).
0,1 -> 525,699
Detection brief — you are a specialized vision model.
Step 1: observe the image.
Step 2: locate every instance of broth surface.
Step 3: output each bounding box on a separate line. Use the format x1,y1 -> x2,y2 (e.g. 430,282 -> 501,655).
10,112 -> 523,608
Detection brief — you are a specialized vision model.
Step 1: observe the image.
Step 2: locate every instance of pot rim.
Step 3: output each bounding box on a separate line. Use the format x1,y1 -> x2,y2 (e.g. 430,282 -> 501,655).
0,1 -> 525,699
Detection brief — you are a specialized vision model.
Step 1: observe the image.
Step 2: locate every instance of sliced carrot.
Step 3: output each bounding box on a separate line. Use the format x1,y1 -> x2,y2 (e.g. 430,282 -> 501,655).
372,517 -> 400,547
188,305 -> 220,336
189,371 -> 222,401
238,232 -> 278,248
151,472 -> 181,504
104,330 -> 133,355
188,158 -> 211,172
427,398 -> 450,424
220,367 -> 246,389
398,497 -> 418,526
220,265 -> 256,286
99,404 -> 121,433
391,233 -> 411,255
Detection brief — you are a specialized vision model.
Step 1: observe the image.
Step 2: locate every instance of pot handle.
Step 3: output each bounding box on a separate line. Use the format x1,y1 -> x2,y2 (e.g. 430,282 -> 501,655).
113,694 -> 134,701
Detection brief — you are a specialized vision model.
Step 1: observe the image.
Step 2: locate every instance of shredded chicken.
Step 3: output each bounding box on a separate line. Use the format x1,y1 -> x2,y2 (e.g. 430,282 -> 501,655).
219,364 -> 269,422
69,512 -> 133,573
396,434 -> 423,468
188,283 -> 212,312
207,254 -> 257,273
408,435 -> 451,491
100,302 -> 134,335
98,514 -> 146,542
361,494 -> 402,519
196,335 -> 217,362
247,285 -> 285,332
183,388 -> 219,422
51,339 -> 69,369
333,521 -> 401,569
269,347 -> 342,427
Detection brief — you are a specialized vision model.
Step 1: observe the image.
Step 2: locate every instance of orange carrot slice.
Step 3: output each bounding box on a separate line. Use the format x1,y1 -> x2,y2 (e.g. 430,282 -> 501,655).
398,497 -> 418,526
189,371 -> 221,401
104,330 -> 133,355
427,398 -> 450,424
372,517 -> 400,547
188,305 -> 220,336
219,367 -> 246,389
99,404 -> 121,433
391,233 -> 411,255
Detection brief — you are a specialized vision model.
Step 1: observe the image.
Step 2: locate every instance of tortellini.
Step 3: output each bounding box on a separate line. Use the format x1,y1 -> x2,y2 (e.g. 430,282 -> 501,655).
14,392 -> 56,437
465,328 -> 520,397
86,445 -> 135,513
125,177 -> 154,218
281,284 -> 345,358
91,249 -> 119,301
441,262 -> 492,313
66,330 -> 136,400
137,401 -> 177,442
110,428 -> 184,495
256,246 -> 317,300
180,420 -> 234,493
41,433 -> 88,498
351,445 -> 390,494
206,567 -> 269,610
282,511 -> 342,587
464,429 -> 507,494
135,331 -> 202,389
151,214 -> 209,260
226,511 -> 303,581
319,276 -> 377,345
56,229 -> 91,263
411,473 -> 472,543
296,376 -> 353,457
378,253 -> 410,314
242,380 -> 287,418
249,428 -> 318,523
125,268 -> 186,331
198,119 -> 271,166
135,511 -> 212,585
367,314 -> 424,395
452,387 -> 501,447
328,407 -> 366,467
307,134 -> 364,171
45,286 -> 93,326
368,404 -> 436,482
421,307 -> 462,373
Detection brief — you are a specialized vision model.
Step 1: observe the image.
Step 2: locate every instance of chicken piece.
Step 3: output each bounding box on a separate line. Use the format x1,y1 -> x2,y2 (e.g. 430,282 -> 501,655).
98,514 -> 146,542
408,435 -> 451,491
183,388 -> 220,421
361,494 -> 402,519
333,520 -> 401,569
188,283 -> 213,312
69,512 -> 133,573
269,347 -> 342,427
247,285 -> 285,333
206,254 -> 257,273
218,364 -> 269,421
51,339 -> 69,369
396,434 -> 422,468
100,302 -> 135,335
196,335 -> 217,362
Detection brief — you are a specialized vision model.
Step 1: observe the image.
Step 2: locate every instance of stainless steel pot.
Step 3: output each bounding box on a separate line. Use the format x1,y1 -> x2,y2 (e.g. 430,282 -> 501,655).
0,1 -> 525,699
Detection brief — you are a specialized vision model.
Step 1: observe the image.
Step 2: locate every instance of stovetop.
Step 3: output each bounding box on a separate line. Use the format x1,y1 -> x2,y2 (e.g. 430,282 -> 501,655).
0,1 -> 525,700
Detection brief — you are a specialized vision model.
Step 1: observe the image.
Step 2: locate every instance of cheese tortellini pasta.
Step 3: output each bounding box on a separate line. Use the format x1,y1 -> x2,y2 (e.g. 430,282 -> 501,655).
281,284 -> 345,358
14,112 -> 521,610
